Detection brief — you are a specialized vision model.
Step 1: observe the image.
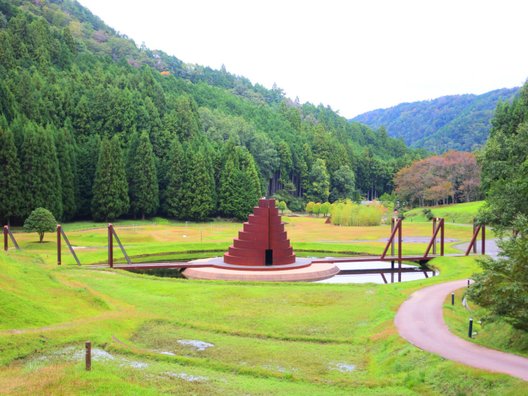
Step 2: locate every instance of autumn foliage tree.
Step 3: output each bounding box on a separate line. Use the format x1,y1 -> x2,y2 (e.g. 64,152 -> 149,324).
395,151 -> 481,207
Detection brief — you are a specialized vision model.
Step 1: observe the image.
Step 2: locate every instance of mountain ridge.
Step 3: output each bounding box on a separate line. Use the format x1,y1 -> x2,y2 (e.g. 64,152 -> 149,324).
352,87 -> 519,152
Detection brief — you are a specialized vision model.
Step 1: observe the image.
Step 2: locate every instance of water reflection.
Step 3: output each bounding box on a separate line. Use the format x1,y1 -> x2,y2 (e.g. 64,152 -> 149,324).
316,260 -> 437,284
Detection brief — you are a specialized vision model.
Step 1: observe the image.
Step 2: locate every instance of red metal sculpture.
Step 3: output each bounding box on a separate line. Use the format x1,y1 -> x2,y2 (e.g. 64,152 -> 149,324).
223,198 -> 296,266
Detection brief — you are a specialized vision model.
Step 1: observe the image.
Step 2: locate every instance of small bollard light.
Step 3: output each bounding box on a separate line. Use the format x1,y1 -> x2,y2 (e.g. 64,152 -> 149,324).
85,341 -> 91,371
451,292 -> 455,305
467,279 -> 470,287
468,318 -> 473,338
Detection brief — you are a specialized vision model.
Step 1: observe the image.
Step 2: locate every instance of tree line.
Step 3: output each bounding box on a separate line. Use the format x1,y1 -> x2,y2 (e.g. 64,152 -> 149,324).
468,82 -> 528,332
394,151 -> 481,207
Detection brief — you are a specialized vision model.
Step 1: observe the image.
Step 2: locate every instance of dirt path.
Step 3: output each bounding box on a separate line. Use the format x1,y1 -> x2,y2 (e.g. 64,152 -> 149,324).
395,279 -> 528,381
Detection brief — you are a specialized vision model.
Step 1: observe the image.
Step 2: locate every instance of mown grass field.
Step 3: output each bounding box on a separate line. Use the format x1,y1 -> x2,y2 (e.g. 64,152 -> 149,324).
9,214 -> 491,266
0,214 -> 524,395
404,201 -> 485,224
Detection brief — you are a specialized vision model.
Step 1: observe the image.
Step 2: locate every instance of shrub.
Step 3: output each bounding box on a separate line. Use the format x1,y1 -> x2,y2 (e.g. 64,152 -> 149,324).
312,202 -> 322,216
305,201 -> 315,215
24,207 -> 57,243
423,208 -> 435,221
330,200 -> 383,226
277,201 -> 288,214
320,202 -> 331,217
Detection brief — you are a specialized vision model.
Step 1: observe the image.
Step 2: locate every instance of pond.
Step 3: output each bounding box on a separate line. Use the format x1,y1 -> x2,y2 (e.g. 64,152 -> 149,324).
315,260 -> 437,284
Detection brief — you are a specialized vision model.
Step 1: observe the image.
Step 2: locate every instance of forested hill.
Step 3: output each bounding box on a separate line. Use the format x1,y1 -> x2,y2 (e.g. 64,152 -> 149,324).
0,0 -> 420,225
352,87 -> 519,153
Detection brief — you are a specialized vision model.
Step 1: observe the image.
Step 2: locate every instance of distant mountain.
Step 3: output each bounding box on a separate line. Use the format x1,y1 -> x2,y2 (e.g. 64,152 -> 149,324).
352,88 -> 519,152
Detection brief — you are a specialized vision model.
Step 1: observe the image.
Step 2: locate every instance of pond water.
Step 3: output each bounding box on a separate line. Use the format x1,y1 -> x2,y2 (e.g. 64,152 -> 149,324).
316,260 -> 437,284
124,256 -> 436,284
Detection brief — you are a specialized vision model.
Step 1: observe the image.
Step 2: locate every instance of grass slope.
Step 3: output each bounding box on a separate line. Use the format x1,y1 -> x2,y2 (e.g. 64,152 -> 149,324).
444,288 -> 528,358
404,201 -> 485,224
0,218 -> 524,394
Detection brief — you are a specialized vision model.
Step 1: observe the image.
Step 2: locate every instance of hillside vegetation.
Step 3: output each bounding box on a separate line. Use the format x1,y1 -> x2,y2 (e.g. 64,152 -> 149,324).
353,88 -> 519,152
0,0 -> 420,227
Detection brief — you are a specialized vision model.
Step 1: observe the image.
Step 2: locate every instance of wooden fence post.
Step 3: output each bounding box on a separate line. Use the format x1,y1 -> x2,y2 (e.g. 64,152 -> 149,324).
85,341 -> 91,371
440,218 -> 444,256
57,224 -> 61,265
481,224 -> 486,255
3,226 -> 7,252
398,219 -> 402,283
108,224 -> 113,268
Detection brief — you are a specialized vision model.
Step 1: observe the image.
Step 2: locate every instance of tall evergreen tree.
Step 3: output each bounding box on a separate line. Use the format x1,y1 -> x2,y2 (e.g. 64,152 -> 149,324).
165,140 -> 215,221
305,158 -> 330,203
127,130 -> 159,219
55,126 -> 77,220
330,165 -> 356,202
218,155 -> 239,217
0,117 -> 22,223
19,123 -> 63,219
174,95 -> 201,140
185,147 -> 216,220
91,135 -> 129,220
76,134 -> 100,219
277,140 -> 294,192
163,138 -> 185,218
219,146 -> 261,220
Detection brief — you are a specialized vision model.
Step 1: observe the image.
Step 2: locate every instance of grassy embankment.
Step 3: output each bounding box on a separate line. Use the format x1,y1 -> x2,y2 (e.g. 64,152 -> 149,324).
404,201 -> 485,224
444,288 -> 528,359
0,214 -> 524,395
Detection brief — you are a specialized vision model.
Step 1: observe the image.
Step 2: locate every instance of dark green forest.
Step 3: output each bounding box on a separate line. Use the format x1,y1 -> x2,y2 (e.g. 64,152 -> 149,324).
0,0 -> 420,224
353,88 -> 519,153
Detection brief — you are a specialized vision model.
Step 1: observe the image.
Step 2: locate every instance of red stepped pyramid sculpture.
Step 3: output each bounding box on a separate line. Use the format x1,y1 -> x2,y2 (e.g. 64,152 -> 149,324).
223,198 -> 296,266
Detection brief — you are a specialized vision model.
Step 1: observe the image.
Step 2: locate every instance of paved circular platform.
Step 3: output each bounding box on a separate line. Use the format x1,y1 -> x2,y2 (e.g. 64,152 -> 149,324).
182,257 -> 339,282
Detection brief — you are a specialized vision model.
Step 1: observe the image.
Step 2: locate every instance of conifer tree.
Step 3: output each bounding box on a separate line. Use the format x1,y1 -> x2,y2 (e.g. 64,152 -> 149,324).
55,126 -> 77,220
76,134 -> 100,218
20,123 -> 63,219
91,135 -> 129,221
277,140 -> 293,191
219,146 -> 261,220
0,117 -> 22,223
305,158 -> 330,203
174,95 -> 201,140
163,138 -> 185,218
218,155 -> 240,217
127,130 -> 159,219
186,148 -> 215,220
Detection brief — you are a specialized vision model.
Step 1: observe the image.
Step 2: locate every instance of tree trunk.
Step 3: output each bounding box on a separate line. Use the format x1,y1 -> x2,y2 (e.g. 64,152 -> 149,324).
39,232 -> 44,243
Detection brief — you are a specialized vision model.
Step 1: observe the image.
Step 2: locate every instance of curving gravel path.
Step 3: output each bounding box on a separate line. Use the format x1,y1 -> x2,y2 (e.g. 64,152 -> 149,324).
395,279 -> 528,381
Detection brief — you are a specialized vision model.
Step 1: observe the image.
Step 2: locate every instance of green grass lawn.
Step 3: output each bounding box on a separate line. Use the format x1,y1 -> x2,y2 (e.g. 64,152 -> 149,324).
404,201 -> 485,224
9,214 -> 486,266
0,217 -> 524,395
444,288 -> 528,359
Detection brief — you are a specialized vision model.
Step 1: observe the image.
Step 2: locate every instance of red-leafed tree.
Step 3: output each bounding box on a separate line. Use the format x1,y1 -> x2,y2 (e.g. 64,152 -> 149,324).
395,151 -> 480,206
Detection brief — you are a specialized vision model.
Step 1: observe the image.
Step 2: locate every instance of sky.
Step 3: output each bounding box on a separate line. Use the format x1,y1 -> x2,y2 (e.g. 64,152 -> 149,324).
77,0 -> 528,118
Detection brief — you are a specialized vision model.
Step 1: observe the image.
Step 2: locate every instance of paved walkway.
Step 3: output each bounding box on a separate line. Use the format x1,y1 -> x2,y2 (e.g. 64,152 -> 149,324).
453,238 -> 499,257
395,279 -> 528,381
